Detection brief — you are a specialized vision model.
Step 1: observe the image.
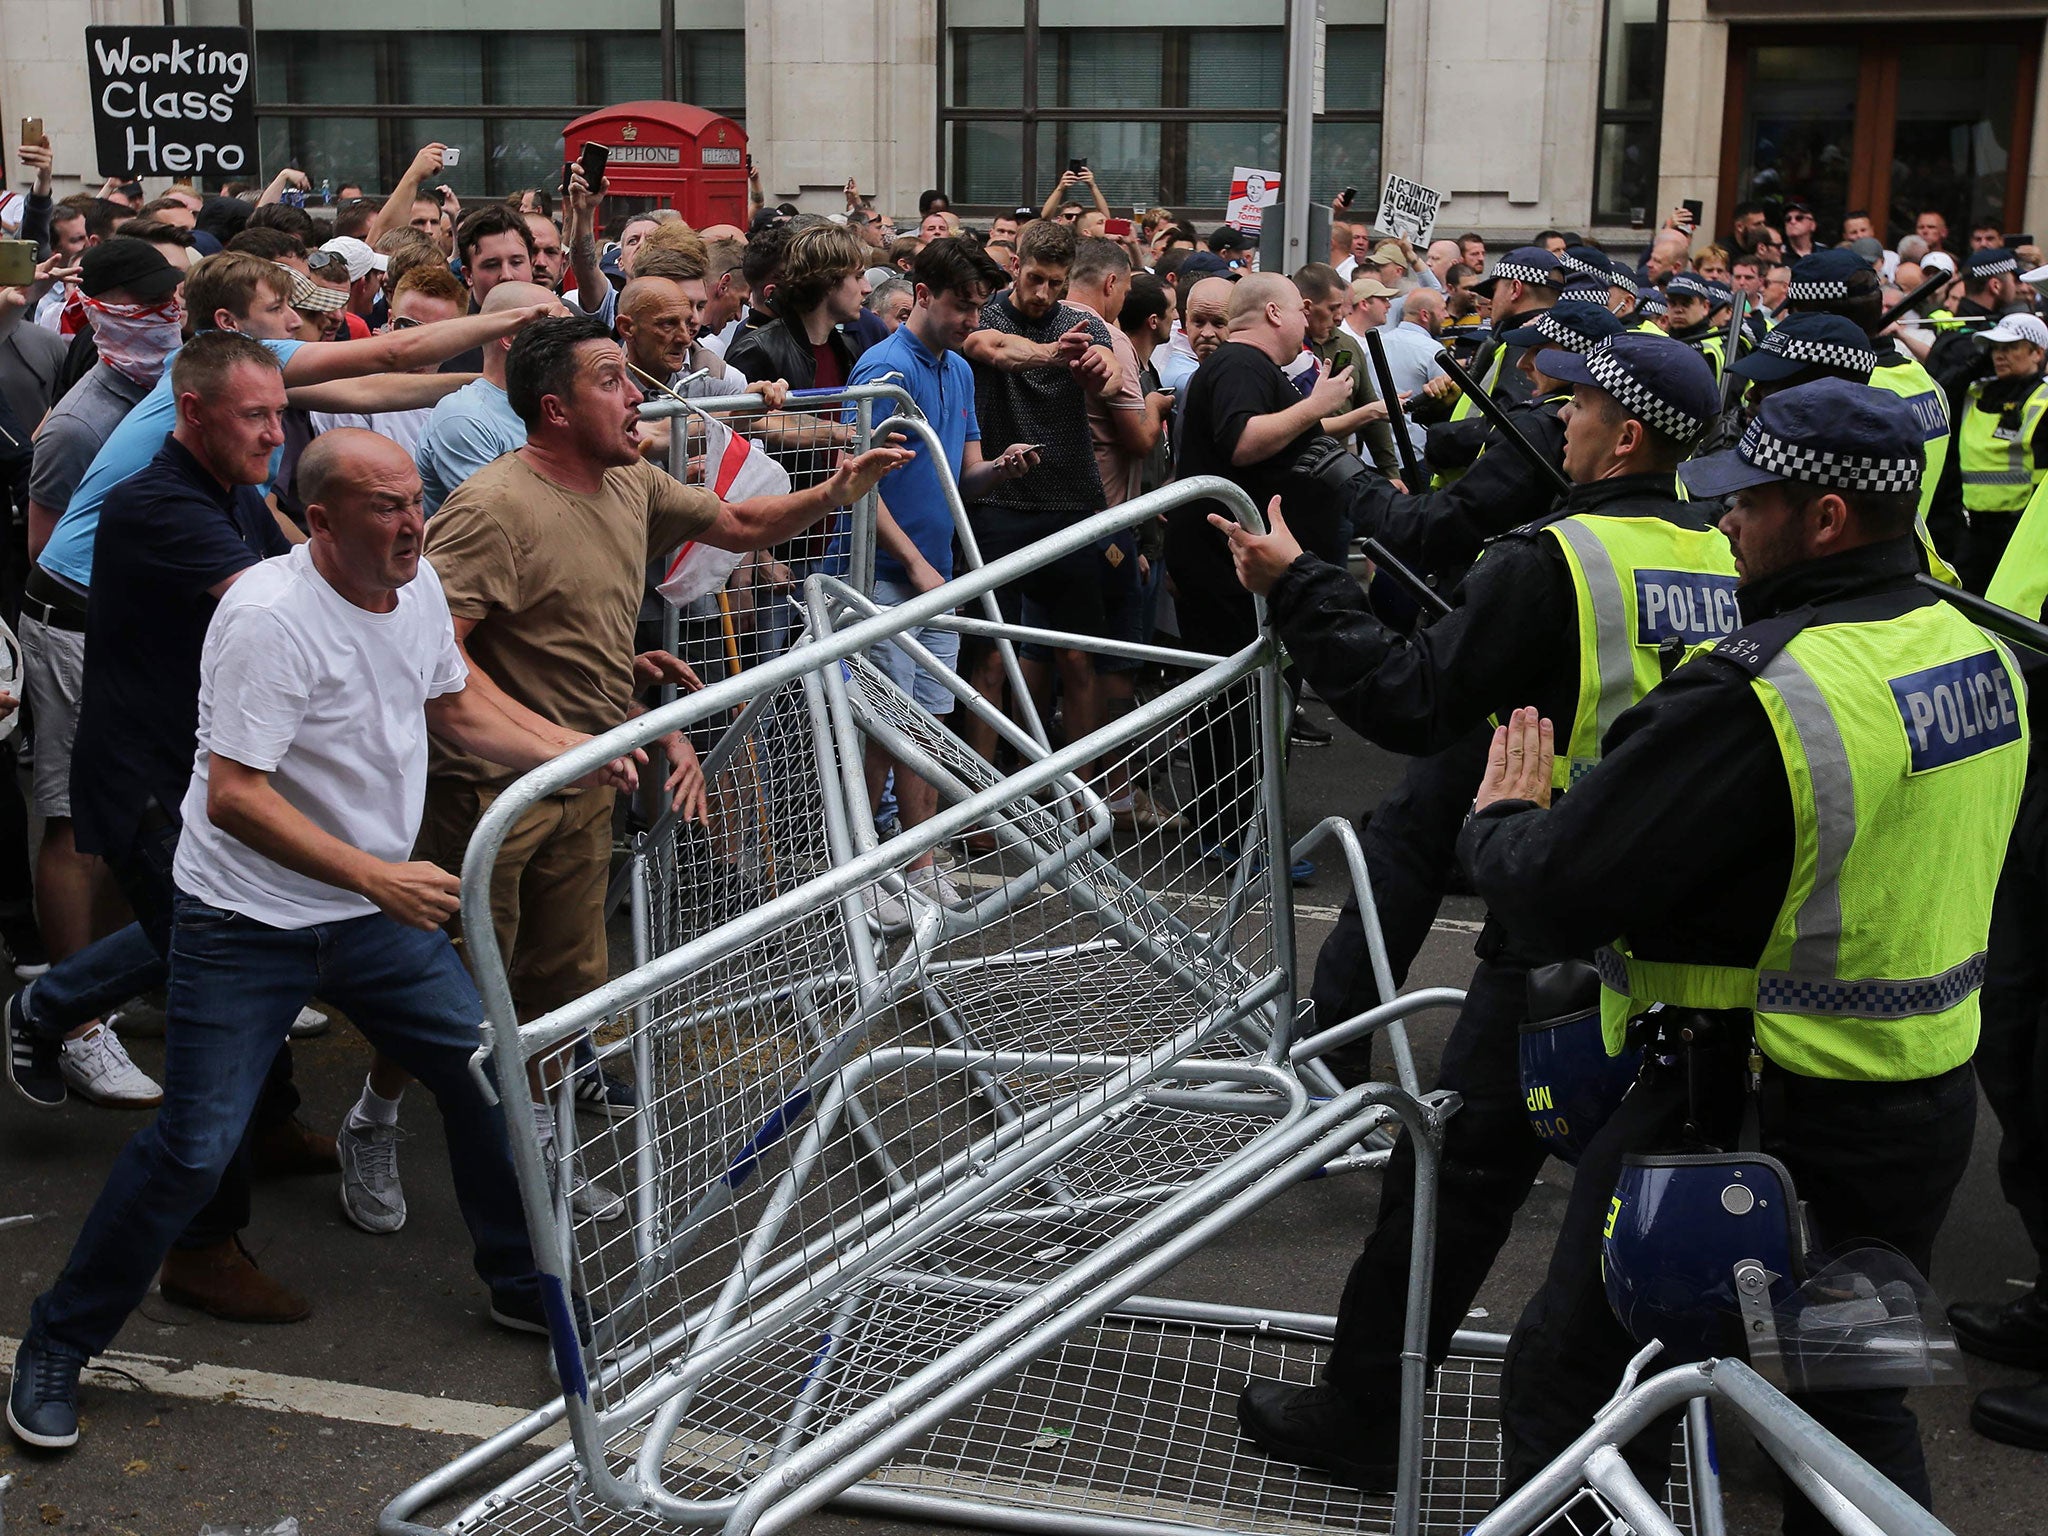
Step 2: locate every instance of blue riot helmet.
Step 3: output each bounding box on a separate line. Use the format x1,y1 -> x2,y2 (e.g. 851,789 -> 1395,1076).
1603,1151 -> 1804,1365
1518,959 -> 1644,1163
1603,1151 -> 1965,1390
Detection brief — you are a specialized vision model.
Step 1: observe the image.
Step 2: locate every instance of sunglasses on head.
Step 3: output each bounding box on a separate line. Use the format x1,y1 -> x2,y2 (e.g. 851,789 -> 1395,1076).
389,316 -> 423,329
306,249 -> 349,275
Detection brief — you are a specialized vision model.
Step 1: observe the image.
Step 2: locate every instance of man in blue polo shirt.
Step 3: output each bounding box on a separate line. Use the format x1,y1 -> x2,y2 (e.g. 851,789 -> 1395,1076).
848,238 -> 1037,916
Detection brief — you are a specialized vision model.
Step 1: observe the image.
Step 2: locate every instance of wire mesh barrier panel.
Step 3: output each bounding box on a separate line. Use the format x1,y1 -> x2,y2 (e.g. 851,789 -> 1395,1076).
381,476 -> 1815,1536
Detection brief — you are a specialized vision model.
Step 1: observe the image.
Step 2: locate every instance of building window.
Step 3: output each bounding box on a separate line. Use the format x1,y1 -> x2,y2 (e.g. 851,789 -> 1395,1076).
1592,0 -> 1666,227
235,0 -> 742,197
941,0 -> 1383,216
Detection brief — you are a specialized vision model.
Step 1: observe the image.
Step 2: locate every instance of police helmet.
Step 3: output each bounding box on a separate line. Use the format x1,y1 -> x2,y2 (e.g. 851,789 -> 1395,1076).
1517,959 -> 1643,1164
1603,1151 -> 1965,1391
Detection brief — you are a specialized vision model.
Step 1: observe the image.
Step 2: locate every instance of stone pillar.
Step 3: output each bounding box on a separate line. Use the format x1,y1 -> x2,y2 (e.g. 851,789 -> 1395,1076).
1656,0 -> 1728,241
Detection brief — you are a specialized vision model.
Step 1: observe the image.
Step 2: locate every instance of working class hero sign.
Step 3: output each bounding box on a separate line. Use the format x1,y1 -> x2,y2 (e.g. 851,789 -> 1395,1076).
87,26 -> 255,179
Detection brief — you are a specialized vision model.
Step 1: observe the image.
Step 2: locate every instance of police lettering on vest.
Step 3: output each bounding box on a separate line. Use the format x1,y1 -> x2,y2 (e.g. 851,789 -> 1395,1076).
1891,651 -> 2024,772
1636,569 -> 1741,647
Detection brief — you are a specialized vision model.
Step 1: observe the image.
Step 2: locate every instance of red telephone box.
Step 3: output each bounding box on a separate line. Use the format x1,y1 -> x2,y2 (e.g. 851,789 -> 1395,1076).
562,102 -> 749,232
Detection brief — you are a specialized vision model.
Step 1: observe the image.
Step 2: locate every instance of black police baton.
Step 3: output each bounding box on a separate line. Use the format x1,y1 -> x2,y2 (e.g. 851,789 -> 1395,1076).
1431,347 -> 1574,499
1917,574 -> 2048,655
1875,269 -> 1955,335
1718,291 -> 1750,412
1362,328 -> 1428,491
1361,536 -> 1453,619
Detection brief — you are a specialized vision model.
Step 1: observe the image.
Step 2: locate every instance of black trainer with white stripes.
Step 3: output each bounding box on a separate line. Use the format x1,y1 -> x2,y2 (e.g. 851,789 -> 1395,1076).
5,989 -> 66,1108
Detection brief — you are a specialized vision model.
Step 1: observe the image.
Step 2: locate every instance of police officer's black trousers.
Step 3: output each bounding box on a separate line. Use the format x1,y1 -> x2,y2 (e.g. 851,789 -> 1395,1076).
1959,510 -> 2022,597
1308,730 -> 1492,1074
1977,780 -> 2048,1276
1324,956 -> 1548,1413
1498,1052 -> 1977,1535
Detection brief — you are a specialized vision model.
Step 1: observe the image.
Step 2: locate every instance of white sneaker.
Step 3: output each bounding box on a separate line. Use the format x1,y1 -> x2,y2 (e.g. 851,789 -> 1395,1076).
290,1005 -> 331,1038
59,1022 -> 162,1107
569,1170 -> 626,1223
337,1117 -> 407,1234
865,882 -> 909,929
909,863 -> 965,910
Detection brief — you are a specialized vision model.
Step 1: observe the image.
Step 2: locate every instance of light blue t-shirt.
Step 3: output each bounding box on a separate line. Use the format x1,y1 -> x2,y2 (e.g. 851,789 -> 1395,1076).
39,337 -> 306,590
848,323 -> 977,583
417,378 -> 528,516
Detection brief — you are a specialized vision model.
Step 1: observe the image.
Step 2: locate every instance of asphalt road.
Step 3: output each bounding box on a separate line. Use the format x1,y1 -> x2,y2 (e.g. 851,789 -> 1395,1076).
1,702 -> 2044,1535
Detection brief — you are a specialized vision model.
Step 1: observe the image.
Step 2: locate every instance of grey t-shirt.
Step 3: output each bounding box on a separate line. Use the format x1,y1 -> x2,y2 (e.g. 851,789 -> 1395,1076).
970,293 -> 1109,515
28,362 -> 150,515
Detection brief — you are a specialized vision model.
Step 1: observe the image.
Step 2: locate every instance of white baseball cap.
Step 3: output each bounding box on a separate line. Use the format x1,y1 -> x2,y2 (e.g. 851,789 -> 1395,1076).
1920,250 -> 1957,277
1978,312 -> 2048,347
318,234 -> 387,281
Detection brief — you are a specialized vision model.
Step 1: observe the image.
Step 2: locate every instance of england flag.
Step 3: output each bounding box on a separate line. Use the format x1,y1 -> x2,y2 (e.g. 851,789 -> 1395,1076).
657,413 -> 792,606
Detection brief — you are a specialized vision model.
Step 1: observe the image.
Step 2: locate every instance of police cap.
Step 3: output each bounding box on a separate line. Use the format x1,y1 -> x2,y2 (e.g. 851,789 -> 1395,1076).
1679,378 -> 1922,499
1474,245 -> 1564,297
1968,246 -> 2021,279
1785,249 -> 1878,305
1726,312 -> 1877,384
1560,276 -> 1612,303
1666,271 -> 1716,304
1634,288 -> 1668,319
1502,301 -> 1624,354
1536,333 -> 1722,443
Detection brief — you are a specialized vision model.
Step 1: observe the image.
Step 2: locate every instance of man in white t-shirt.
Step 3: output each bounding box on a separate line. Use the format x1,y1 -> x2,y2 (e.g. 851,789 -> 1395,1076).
8,428 -> 643,1452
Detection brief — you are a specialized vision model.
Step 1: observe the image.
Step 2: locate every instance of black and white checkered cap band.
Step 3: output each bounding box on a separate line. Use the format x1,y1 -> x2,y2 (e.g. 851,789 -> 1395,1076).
1583,344 -> 1705,439
1786,277 -> 1851,301
1759,331 -> 1877,372
1491,260 -> 1558,288
1973,254 -> 2020,276
1530,311 -> 1603,353
1609,267 -> 1639,298
1668,274 -> 1714,300
1636,290 -> 1668,314
1560,278 -> 1609,301
1558,251 -> 1605,281
1737,417 -> 1921,493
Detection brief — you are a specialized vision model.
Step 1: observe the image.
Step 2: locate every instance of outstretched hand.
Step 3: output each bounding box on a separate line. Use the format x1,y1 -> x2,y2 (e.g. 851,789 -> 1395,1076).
1206,496 -> 1303,596
1474,706 -> 1555,812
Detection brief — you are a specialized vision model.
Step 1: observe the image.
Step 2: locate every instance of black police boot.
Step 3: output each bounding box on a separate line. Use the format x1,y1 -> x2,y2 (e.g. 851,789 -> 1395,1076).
1236,1380 -> 1396,1489
1950,1287 -> 2048,1370
1971,1379 -> 2048,1451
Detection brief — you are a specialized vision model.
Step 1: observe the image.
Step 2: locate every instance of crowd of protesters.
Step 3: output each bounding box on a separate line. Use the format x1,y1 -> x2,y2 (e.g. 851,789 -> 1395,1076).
2,117 -> 2045,1469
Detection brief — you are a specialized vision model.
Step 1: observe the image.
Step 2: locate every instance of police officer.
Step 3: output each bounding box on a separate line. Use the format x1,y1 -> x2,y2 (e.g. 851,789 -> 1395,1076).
1308,303 -> 1626,1080
1945,478 -> 2048,1448
1926,245 -> 2031,394
1663,272 -> 1734,379
1723,311 -> 1879,411
1937,312 -> 2048,592
1632,286 -> 1669,333
1783,248 -> 1963,580
1467,380 -> 2024,1530
1210,334 -> 1739,1489
1421,245 -> 1565,483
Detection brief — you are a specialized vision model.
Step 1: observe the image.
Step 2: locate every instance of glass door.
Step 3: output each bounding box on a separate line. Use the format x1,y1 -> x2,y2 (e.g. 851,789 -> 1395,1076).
1720,25 -> 2038,250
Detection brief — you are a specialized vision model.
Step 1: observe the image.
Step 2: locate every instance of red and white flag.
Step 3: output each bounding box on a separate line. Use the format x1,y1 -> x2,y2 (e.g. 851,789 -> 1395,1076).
657,413 -> 791,606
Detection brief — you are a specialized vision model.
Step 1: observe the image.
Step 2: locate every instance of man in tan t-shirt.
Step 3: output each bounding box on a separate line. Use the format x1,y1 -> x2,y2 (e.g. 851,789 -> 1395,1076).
419,316 -> 908,1206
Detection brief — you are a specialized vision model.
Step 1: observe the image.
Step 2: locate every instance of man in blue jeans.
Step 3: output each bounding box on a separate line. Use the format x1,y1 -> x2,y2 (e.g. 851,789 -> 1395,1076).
8,421 -> 644,1450
849,237 -> 1038,921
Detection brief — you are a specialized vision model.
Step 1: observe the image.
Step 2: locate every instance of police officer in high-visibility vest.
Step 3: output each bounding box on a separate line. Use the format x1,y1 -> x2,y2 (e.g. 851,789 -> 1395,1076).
1309,302 -> 1627,1084
1926,245 -> 2031,393
1208,334 -> 1740,1490
1721,312 -> 1879,419
1944,476 -> 2048,1449
1423,245 -> 1564,485
1465,380 -> 2026,1529
1940,312 -> 2048,593
1631,285 -> 1668,334
1661,271 -> 1728,378
1784,248 -> 1964,582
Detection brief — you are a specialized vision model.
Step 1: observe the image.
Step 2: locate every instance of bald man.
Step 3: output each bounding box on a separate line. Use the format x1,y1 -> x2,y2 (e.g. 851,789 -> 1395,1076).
1156,274 -> 1233,391
416,281 -> 569,514
1164,270 -> 1357,865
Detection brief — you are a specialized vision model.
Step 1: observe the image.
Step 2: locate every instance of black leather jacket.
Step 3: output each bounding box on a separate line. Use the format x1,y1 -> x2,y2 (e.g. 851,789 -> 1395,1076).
724,312 -> 859,390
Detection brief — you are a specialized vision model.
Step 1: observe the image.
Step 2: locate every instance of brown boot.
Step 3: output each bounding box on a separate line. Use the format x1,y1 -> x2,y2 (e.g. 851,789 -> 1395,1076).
159,1238 -> 311,1324
250,1114 -> 340,1179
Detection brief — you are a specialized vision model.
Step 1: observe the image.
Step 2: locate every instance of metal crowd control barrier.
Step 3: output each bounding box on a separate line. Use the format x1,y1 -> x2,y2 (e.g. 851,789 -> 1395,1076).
1471,1355 -> 1954,1536
379,473 -> 1493,1536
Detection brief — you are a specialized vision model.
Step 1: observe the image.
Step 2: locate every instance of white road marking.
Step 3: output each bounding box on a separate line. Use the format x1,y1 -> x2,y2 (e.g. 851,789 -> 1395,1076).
0,1333 -> 565,1445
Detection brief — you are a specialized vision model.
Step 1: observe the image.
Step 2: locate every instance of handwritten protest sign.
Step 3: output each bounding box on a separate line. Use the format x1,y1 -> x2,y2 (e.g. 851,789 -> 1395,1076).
1374,173 -> 1444,245
87,26 -> 255,179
